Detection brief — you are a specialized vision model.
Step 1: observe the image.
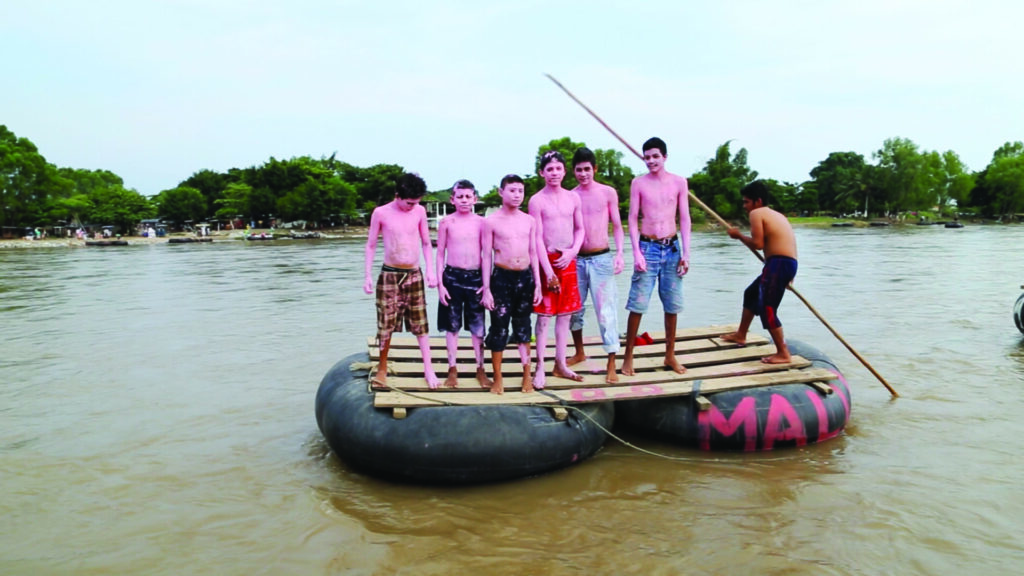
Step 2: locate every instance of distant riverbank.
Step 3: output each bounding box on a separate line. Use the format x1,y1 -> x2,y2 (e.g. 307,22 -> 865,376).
0,218 -> 1003,249
0,227 -> 373,249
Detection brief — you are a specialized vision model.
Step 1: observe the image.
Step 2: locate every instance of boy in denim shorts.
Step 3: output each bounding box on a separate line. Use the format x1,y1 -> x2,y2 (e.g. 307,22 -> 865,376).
622,137 -> 692,376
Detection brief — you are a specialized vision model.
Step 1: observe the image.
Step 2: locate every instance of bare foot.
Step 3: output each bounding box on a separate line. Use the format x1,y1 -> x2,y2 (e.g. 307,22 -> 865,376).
567,351 -> 587,366
426,372 -> 440,389
371,369 -> 388,389
761,354 -> 792,365
491,376 -> 505,395
553,364 -> 584,382
605,357 -> 619,384
621,359 -> 635,376
664,356 -> 687,374
475,366 -> 492,389
521,369 -> 534,393
720,332 -> 746,346
533,370 -> 546,390
444,366 -> 459,388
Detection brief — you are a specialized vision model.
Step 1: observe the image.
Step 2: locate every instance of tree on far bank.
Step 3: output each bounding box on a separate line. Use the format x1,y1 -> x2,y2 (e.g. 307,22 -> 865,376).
52,168 -> 154,231
89,186 -> 155,231
214,182 -> 252,223
688,141 -> 758,220
155,186 -> 206,227
0,125 -> 70,228
179,169 -> 237,217
872,137 -> 941,215
971,141 -> 1024,219
809,151 -> 869,215
337,162 -> 406,209
939,150 -> 973,214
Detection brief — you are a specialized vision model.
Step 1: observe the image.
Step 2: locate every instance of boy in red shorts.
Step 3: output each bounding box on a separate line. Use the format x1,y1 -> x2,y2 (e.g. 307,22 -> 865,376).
528,151 -> 585,389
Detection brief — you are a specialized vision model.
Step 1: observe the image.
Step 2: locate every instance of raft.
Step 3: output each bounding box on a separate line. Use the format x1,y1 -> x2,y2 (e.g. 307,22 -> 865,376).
315,351 -> 614,484
615,340 -> 850,451
168,237 -> 213,244
1015,289 -> 1024,334
85,240 -> 128,246
316,325 -> 847,482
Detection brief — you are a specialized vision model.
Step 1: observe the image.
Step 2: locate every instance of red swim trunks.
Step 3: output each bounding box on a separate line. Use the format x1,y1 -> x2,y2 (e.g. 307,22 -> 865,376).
534,252 -> 582,316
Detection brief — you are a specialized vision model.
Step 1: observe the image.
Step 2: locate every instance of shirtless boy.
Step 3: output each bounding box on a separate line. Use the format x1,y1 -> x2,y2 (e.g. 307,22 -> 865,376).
363,173 -> 439,389
721,180 -> 799,364
566,147 -> 625,383
481,174 -> 542,394
622,137 -> 692,376
436,179 -> 492,388
528,150 -> 585,389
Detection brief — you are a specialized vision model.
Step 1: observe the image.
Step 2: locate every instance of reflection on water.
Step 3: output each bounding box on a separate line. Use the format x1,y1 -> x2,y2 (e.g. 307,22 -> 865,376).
3,227 -> 1024,574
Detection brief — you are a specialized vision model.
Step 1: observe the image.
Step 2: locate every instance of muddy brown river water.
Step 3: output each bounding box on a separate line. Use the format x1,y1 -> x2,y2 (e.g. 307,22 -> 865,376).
3,225 -> 1024,574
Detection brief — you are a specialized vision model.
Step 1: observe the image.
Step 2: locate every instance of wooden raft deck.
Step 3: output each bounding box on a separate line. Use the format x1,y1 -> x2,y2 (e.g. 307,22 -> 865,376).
369,325 -> 838,416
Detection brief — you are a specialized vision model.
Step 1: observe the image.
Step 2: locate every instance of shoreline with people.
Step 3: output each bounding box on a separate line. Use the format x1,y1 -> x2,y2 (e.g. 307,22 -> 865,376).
0,216 -> 1007,250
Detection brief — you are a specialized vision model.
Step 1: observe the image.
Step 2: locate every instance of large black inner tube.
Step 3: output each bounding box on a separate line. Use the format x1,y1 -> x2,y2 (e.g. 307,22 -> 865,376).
316,352 -> 615,484
614,340 -> 851,451
1015,292 -> 1024,334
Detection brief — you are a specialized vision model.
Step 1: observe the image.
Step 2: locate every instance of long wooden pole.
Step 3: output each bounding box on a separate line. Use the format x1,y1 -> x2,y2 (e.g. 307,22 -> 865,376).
545,73 -> 898,398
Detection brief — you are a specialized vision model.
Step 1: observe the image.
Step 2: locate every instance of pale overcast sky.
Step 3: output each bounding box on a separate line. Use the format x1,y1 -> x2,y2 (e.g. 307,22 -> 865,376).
3,1 -> 1022,195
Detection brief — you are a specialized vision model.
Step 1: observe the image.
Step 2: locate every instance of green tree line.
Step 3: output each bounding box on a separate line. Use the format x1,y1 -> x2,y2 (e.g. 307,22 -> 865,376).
3,123 -> 1024,233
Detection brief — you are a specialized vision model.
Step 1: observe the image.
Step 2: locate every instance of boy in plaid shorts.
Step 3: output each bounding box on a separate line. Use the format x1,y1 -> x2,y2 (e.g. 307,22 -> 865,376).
363,173 -> 439,389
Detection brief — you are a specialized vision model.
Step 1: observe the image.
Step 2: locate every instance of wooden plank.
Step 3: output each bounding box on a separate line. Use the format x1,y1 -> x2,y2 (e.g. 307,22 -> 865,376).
384,354 -> 811,390
370,333 -> 769,361
372,324 -> 744,350
808,381 -> 833,395
380,344 -> 781,378
695,396 -> 712,411
373,367 -> 839,408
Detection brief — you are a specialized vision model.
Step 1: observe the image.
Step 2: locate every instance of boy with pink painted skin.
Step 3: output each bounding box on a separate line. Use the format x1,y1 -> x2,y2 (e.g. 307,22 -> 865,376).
566,147 -> 626,383
435,179 -> 492,388
363,173 -> 439,389
481,174 -> 542,395
529,150 -> 585,389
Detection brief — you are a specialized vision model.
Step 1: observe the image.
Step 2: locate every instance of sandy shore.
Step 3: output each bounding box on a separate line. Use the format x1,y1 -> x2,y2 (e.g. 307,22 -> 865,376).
0,227 -> 375,249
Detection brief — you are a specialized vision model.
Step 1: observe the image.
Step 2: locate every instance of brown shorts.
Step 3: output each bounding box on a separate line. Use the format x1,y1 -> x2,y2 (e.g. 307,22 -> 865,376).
376,266 -> 428,344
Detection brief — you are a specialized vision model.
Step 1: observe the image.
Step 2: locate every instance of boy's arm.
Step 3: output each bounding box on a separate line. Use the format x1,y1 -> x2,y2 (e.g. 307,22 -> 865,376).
628,179 -> 645,272
608,186 -> 625,274
364,209 -> 382,294
529,197 -> 555,278
435,220 -> 449,304
529,216 -> 543,306
418,208 -> 436,288
569,194 -> 585,255
480,219 -> 494,310
677,176 -> 692,264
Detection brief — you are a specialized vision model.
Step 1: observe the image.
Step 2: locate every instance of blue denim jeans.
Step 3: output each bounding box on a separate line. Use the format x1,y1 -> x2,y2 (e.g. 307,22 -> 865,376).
570,251 -> 620,354
626,238 -> 684,314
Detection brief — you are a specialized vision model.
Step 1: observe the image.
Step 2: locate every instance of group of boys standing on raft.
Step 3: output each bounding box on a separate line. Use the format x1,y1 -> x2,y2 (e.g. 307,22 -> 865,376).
363,137 -> 799,394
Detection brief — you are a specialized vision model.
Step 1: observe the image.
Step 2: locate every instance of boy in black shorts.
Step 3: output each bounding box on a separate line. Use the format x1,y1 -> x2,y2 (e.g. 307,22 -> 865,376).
435,179 -> 491,388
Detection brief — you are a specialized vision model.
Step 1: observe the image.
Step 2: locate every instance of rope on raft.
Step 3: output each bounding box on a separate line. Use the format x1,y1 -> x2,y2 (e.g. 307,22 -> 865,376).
347,360 -> 697,462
